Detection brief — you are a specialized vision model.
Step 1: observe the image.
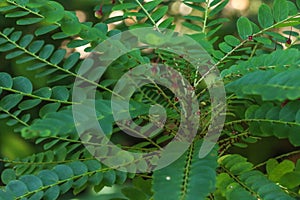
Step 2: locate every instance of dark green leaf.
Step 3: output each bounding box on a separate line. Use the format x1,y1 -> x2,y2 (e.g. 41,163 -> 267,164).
63,52 -> 80,70
33,87 -> 52,98
122,187 -> 147,200
53,165 -> 74,180
50,49 -> 66,64
35,25 -> 59,36
0,94 -> 23,110
18,99 -> 41,110
28,40 -> 45,53
27,63 -> 47,71
3,28 -> 15,36
112,3 -> 137,11
51,32 -> 69,40
19,175 -> 43,191
0,5 -> 17,12
6,50 -> 24,59
44,186 -> 60,200
39,103 -> 60,118
13,76 -> 33,94
38,44 -> 55,59
68,161 -> 88,175
1,169 -> 16,185
38,170 -> 59,185
52,86 -> 69,101
35,69 -> 57,78
102,170 -> 116,186
9,31 -> 22,42
0,43 -> 16,52
6,180 -> 28,197
19,34 -> 34,48
0,190 -> 14,200
67,40 -> 89,48
0,72 -> 13,88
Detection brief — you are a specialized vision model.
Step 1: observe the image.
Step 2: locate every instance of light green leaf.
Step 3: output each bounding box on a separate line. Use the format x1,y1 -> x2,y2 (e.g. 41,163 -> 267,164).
151,6 -> 168,22
224,35 -> 241,46
144,0 -> 163,11
16,17 -> 43,25
258,4 -> 273,28
237,17 -> 253,40
273,0 -> 289,22
209,0 -> 229,17
280,172 -> 300,189
5,11 -> 30,18
268,160 -> 295,182
60,11 -> 81,35
288,1 -> 298,15
219,42 -> 232,53
39,1 -> 64,23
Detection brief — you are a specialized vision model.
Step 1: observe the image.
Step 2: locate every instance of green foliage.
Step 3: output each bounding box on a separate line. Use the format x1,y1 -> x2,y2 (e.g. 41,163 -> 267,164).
153,141 -> 218,200
0,0 -> 299,199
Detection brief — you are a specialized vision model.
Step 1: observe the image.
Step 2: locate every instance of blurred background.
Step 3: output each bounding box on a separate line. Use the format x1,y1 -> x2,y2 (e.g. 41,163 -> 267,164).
0,0 -> 299,199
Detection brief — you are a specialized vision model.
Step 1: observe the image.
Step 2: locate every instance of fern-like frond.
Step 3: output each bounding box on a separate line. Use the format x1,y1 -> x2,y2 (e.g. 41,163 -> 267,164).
152,140 -> 218,200
222,48 -> 300,79
226,68 -> 300,101
0,159 -> 128,199
216,154 -> 295,199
